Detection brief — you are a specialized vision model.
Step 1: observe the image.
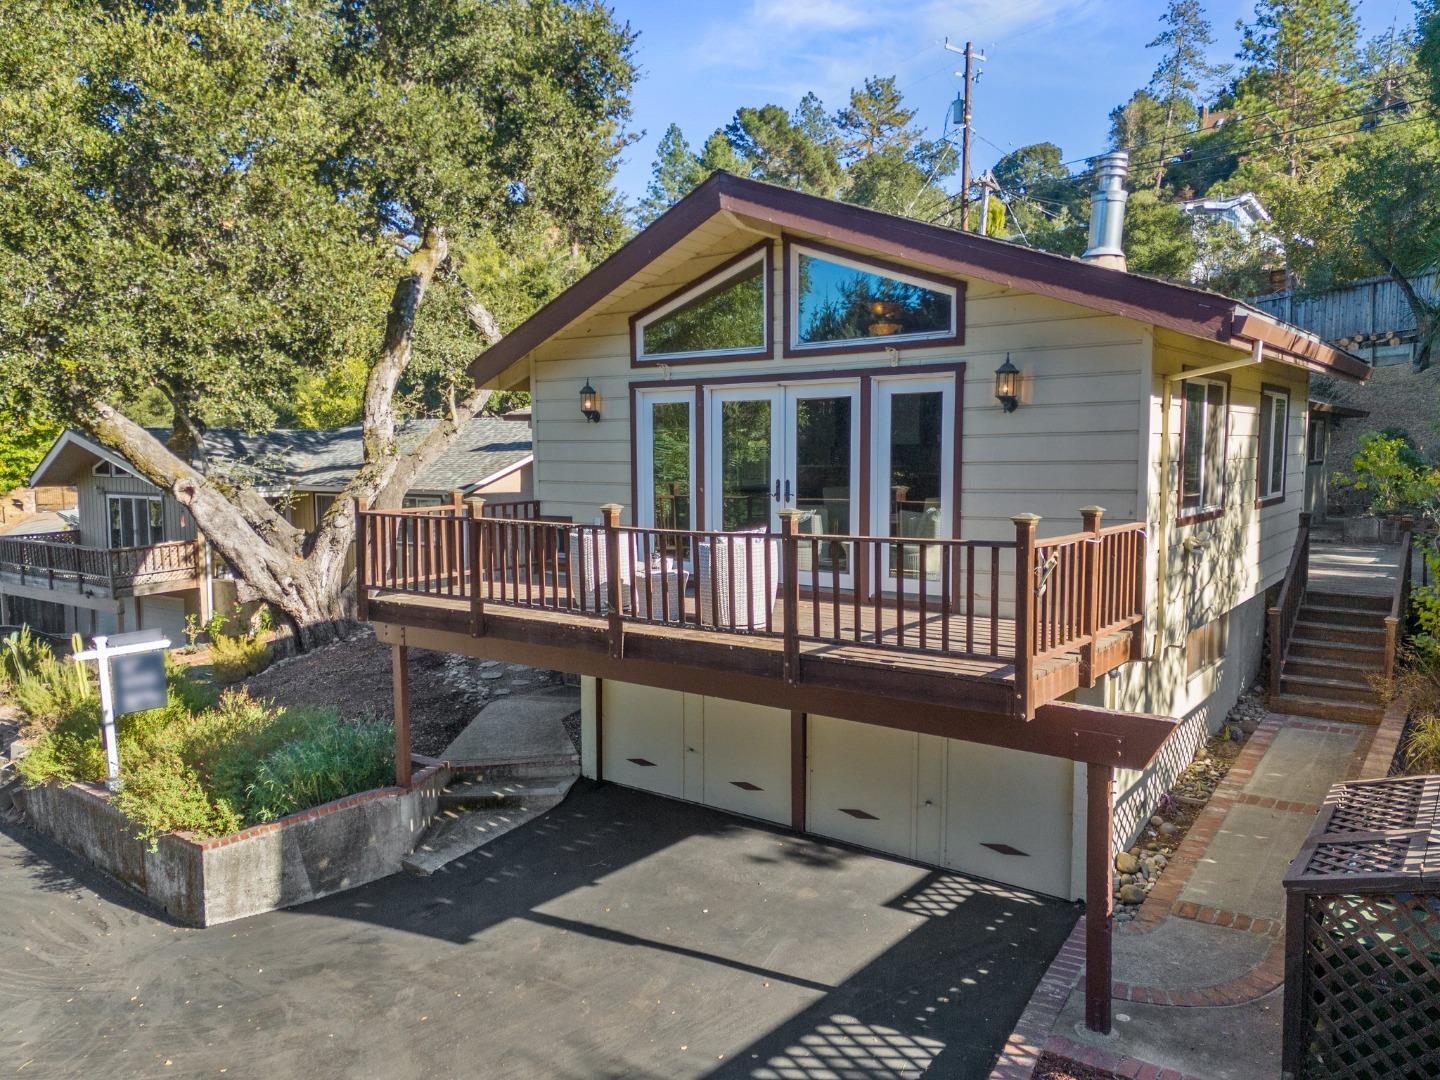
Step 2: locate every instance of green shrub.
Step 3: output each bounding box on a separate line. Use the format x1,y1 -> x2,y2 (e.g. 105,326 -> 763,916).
1402,715 -> 1440,774
210,632 -> 273,684
18,686 -> 395,845
3,628 -> 94,732
239,716 -> 393,822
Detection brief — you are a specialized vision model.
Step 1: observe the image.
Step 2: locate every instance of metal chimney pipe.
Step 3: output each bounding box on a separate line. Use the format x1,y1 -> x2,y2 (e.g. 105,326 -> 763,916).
1083,150 -> 1129,271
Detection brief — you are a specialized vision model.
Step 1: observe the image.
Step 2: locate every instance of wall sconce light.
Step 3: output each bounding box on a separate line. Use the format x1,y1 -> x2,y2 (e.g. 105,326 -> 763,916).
580,378 -> 601,423
994,354 -> 1021,413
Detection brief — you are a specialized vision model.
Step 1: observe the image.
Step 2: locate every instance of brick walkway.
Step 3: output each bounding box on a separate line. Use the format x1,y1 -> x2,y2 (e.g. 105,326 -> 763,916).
990,700 -> 1405,1080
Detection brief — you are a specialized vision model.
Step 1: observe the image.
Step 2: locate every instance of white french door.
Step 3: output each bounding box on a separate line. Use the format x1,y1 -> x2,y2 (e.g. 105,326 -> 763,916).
704,382 -> 861,585
871,375 -> 954,591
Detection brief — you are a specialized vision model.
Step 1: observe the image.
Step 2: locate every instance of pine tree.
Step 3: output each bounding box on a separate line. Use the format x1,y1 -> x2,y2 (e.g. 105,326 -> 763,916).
835,76 -> 919,162
636,124 -> 705,225
1231,0 -> 1362,281
1146,0 -> 1223,189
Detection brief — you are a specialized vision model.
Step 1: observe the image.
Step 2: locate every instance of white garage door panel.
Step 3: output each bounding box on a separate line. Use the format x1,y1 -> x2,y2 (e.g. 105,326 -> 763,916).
701,698 -> 790,825
136,595 -> 188,643
945,741 -> 1074,898
602,682 -> 686,798
807,715 -> 916,859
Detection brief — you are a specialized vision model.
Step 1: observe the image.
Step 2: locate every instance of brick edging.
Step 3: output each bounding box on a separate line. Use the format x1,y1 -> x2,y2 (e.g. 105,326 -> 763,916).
988,917 -> 1087,1080
1043,1034 -> 1205,1080
1355,697 -> 1409,778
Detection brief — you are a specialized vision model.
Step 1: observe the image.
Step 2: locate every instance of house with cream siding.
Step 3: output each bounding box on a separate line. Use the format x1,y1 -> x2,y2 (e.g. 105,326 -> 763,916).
1,417 -> 532,642
353,167 -> 1369,1034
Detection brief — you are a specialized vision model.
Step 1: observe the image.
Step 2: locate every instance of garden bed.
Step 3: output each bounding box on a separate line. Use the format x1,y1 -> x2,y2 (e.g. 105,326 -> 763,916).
15,762 -> 448,925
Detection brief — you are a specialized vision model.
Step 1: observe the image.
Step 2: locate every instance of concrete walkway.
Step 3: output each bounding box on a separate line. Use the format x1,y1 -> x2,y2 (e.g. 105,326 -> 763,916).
993,706 -> 1403,1080
1308,541 -> 1402,597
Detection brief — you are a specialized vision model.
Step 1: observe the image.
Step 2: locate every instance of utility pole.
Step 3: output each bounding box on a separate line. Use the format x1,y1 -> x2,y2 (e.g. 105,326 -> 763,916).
945,39 -> 984,231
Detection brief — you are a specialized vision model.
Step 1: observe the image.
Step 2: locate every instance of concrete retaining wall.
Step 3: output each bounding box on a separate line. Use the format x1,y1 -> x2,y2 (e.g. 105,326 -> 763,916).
16,764 -> 448,926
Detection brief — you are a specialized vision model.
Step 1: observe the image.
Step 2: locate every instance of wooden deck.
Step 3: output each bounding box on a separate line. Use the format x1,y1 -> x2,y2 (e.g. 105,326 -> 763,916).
358,501 -> 1149,725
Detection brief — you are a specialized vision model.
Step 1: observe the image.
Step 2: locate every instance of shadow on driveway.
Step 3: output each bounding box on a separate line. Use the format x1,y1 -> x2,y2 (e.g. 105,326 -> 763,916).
0,781 -> 1076,1079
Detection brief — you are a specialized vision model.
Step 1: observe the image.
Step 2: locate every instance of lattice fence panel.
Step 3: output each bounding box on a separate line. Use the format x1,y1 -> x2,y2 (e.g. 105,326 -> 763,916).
1298,891 -> 1440,1079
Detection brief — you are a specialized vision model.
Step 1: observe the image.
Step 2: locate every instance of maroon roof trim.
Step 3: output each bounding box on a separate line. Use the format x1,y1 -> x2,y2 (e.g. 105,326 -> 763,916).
466,172 -> 1366,386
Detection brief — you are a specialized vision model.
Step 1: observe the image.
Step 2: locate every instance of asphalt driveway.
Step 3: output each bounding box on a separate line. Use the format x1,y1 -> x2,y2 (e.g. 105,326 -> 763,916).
0,781 -> 1077,1079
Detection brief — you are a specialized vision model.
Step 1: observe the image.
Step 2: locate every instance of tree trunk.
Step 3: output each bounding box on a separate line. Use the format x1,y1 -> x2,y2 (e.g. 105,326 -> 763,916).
1374,249 -> 1439,372
74,223 -> 515,650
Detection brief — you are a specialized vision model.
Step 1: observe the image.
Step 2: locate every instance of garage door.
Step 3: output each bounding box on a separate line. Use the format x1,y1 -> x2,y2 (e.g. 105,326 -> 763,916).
134,594 -> 189,643
601,682 -> 686,798
597,682 -> 790,825
806,715 -> 917,859
944,742 -> 1075,898
700,697 -> 789,825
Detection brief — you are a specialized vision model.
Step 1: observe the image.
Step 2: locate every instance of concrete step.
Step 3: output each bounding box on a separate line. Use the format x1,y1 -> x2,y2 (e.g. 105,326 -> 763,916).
1283,655 -> 1381,681
1292,620 -> 1387,647
1281,672 -> 1379,704
402,775 -> 576,876
437,777 -> 574,810
1296,605 -> 1387,630
1269,693 -> 1383,725
1286,636 -> 1386,665
1305,590 -> 1391,614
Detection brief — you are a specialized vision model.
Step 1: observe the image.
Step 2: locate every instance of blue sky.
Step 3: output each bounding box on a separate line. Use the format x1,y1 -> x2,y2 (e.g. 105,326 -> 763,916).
610,0 -> 1407,204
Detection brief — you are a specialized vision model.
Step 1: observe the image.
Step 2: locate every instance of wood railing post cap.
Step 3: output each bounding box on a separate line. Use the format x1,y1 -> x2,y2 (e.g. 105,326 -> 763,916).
777,508 -> 804,520
1080,505 -> 1107,516
1012,513 -> 1041,524
599,503 -> 623,513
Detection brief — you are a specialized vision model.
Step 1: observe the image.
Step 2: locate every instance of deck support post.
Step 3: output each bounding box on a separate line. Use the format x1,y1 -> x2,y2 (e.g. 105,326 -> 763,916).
1079,506 -> 1105,687
779,510 -> 802,684
1085,760 -> 1114,1034
593,676 -> 604,783
1012,514 -> 1040,719
467,497 -> 486,636
392,643 -> 412,788
790,710 -> 807,831
600,504 -> 625,659
353,499 -> 369,623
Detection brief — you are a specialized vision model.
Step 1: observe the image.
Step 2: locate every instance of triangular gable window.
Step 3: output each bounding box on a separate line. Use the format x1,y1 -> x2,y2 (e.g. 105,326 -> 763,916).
633,244 -> 770,364
788,241 -> 960,354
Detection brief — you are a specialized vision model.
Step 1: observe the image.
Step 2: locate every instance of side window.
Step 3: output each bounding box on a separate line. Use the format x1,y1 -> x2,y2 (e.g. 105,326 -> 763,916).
1256,387 -> 1289,503
1180,378 -> 1227,516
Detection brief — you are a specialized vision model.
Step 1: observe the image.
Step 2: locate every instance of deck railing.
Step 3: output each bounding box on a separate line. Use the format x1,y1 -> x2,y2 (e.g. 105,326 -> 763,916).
1268,512 -> 1312,701
0,536 -> 202,593
356,500 -> 1149,717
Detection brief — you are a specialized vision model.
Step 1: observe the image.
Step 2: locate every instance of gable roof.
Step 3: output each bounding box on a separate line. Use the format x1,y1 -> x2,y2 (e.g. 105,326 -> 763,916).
31,416 -> 531,496
466,171 -> 1368,385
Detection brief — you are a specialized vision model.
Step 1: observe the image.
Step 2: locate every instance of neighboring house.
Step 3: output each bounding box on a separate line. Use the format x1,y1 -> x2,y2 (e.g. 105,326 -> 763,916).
1252,271 -> 1440,513
1,484 -> 76,527
1180,192 -> 1282,286
0,416 -> 531,642
354,167 -> 1367,1027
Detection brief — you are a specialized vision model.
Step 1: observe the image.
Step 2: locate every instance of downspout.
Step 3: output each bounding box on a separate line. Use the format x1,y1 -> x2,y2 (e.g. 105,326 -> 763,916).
1151,336 -> 1266,659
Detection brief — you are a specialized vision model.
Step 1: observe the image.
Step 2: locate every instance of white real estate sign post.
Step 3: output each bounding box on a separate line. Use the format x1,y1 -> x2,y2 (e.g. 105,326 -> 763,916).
72,628 -> 171,792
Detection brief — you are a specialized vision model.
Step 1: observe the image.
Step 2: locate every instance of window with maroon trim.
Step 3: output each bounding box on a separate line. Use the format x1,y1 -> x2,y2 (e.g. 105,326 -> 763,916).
1180,378 -> 1227,516
789,243 -> 957,351
1256,387 -> 1289,503
634,247 -> 768,363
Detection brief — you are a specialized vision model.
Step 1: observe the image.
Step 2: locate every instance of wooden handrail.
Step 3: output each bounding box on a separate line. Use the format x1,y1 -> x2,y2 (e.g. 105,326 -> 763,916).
1382,516 -> 1414,692
1268,512 -> 1311,702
